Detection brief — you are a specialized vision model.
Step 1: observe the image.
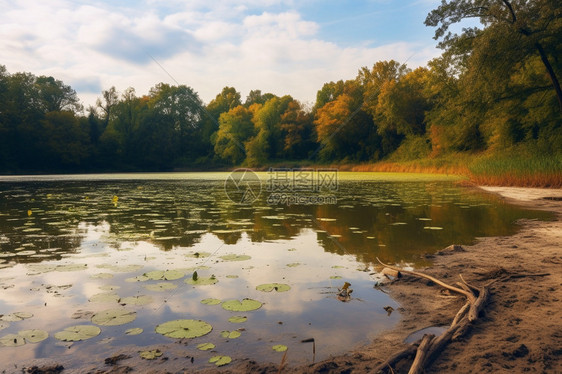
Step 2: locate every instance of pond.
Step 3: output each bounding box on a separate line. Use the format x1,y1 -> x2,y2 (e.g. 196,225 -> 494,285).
0,172 -> 552,370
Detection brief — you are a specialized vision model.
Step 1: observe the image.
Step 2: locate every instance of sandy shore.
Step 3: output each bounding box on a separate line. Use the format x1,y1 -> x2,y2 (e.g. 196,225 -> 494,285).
16,186 -> 562,373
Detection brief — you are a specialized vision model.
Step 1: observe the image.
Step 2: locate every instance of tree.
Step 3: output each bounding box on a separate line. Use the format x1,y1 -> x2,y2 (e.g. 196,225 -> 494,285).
96,86 -> 119,129
279,100 -> 314,159
244,90 -> 276,107
425,0 -> 562,111
213,105 -> 255,164
35,76 -> 82,113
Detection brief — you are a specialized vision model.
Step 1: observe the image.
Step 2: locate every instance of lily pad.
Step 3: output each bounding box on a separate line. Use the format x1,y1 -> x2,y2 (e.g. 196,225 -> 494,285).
0,312 -> 33,322
221,299 -> 262,312
228,316 -> 247,323
209,355 -> 232,367
272,344 -> 288,352
54,325 -> 101,341
56,264 -> 88,272
424,226 -> 443,230
330,276 -> 342,279
155,319 -> 212,339
92,308 -> 136,326
89,293 -> 120,303
197,342 -> 215,351
220,330 -> 241,339
19,329 -> 48,343
90,273 -> 114,279
201,298 -> 222,305
0,322 -> 9,330
125,328 -> 143,336
286,263 -> 301,267
226,275 -> 239,279
143,283 -> 177,292
140,349 -> 162,360
256,283 -> 291,292
143,270 -> 185,281
0,333 -> 25,347
219,254 -> 251,262
185,276 -> 218,286
120,295 -> 153,306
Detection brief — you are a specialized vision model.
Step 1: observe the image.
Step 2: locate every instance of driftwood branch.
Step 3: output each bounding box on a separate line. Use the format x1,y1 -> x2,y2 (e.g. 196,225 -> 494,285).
375,258 -> 490,374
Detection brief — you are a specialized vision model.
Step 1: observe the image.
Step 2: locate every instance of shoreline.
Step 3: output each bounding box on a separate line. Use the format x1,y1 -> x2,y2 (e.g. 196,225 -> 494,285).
290,186 -> 562,373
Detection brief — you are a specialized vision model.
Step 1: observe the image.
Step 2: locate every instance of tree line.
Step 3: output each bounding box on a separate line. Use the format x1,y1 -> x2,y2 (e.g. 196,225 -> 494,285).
0,0 -> 560,173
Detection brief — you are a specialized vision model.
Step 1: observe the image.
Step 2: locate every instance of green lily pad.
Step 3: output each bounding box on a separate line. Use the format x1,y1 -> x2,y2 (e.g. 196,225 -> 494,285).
330,276 -> 342,279
92,309 -> 136,326
209,355 -> 232,367
256,283 -> 291,292
220,330 -> 241,339
0,333 -> 25,347
90,273 -> 114,279
18,329 -> 48,343
143,270 -> 185,281
201,298 -> 222,305
56,264 -> 88,272
89,293 -> 120,303
228,316 -> 247,323
272,344 -> 288,352
221,299 -> 262,312
120,295 -> 153,306
125,328 -> 143,336
0,312 -> 33,322
197,342 -> 215,351
140,349 -> 162,360
226,275 -> 239,279
54,325 -> 101,341
155,319 -> 212,339
331,265 -> 345,269
143,283 -> 177,292
219,254 -> 251,262
185,276 -> 218,286
424,226 -> 443,230
286,262 -> 301,267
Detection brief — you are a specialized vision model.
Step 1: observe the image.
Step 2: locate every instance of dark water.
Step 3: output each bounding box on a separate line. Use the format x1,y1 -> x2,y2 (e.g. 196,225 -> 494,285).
0,172 -> 551,370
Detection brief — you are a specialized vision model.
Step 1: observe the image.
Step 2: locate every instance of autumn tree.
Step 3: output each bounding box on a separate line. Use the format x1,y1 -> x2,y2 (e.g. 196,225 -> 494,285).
213,105 -> 255,165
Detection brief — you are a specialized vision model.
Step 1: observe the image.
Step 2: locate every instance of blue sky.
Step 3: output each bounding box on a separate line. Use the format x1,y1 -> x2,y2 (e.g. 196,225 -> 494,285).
0,0 -> 445,107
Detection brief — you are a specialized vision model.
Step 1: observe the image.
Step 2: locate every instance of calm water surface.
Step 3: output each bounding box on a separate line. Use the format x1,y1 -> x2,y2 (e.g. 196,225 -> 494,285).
0,172 -> 551,370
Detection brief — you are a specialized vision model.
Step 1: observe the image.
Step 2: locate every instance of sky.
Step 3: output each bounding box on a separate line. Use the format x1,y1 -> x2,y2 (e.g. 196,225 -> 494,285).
0,0 -> 444,108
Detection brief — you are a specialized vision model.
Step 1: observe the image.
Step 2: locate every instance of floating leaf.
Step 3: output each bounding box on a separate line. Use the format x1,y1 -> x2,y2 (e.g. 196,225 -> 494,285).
209,355 -> 232,367
226,275 -> 239,279
286,263 -> 301,267
228,316 -> 247,323
143,270 -> 185,281
125,328 -> 143,336
0,333 -> 25,347
155,319 -> 212,339
18,329 -> 48,343
220,330 -> 241,339
143,283 -> 177,292
221,299 -> 262,312
0,312 -> 33,322
89,293 -> 120,303
54,325 -> 101,341
330,276 -> 342,279
331,265 -> 345,269
424,226 -> 443,230
201,298 -> 221,305
140,349 -> 162,360
256,283 -> 291,293
272,344 -> 288,352
56,264 -> 88,272
90,273 -> 114,279
197,342 -> 215,351
120,295 -> 153,306
92,309 -> 136,326
219,254 -> 251,262
185,276 -> 218,286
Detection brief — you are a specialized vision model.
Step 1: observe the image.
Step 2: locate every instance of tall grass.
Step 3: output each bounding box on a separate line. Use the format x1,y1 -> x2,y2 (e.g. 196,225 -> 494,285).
468,154 -> 562,188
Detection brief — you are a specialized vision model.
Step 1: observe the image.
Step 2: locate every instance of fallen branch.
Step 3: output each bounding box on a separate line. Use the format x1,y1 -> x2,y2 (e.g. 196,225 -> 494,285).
375,258 -> 490,374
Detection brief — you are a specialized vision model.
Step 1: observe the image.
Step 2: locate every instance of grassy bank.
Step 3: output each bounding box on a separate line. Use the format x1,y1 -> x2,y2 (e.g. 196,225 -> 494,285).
265,152 -> 562,188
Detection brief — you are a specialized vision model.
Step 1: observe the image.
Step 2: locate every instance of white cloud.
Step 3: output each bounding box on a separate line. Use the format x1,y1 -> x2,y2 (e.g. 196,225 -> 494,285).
0,0 -> 439,108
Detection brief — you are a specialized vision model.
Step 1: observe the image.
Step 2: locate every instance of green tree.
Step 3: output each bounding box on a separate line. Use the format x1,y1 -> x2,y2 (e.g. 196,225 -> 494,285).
35,76 -> 82,113
213,105 -> 255,165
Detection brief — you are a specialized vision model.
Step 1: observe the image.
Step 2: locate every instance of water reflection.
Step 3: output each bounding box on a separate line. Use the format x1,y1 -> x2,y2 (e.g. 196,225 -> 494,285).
0,174 -> 552,370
